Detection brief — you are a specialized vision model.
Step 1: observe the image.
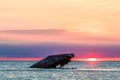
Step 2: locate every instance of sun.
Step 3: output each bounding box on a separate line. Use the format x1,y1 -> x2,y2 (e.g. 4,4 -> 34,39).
86,58 -> 97,62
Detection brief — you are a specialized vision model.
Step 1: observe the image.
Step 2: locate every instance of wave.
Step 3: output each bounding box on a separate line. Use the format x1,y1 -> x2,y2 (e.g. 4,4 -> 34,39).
0,67 -> 120,71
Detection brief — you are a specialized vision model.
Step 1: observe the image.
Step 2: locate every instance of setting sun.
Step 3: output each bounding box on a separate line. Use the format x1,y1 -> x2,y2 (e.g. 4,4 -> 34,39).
86,58 -> 97,62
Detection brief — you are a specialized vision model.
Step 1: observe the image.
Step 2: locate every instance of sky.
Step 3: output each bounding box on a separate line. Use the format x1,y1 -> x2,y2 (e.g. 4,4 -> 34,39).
0,0 -> 120,59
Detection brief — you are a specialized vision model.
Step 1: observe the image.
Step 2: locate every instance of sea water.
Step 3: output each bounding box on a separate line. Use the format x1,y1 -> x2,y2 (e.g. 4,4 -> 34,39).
0,61 -> 120,80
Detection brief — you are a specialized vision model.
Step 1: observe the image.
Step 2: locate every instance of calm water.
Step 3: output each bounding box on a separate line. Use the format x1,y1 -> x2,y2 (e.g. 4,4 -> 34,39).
0,61 -> 120,80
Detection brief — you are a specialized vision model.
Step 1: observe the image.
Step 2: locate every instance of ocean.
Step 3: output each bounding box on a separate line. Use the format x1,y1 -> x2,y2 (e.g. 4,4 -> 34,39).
0,61 -> 120,80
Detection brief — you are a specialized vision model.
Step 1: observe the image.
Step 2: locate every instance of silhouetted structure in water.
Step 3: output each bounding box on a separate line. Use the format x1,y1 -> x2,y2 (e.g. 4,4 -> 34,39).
30,53 -> 74,68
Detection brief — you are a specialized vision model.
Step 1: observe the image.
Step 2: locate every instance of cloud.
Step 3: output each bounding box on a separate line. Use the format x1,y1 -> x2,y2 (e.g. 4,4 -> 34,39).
0,29 -> 120,45
0,0 -> 120,44
0,29 -> 74,44
0,44 -> 120,58
0,29 -> 66,35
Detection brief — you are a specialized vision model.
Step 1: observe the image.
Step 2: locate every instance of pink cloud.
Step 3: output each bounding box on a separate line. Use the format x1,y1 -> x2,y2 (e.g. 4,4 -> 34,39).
0,29 -> 120,45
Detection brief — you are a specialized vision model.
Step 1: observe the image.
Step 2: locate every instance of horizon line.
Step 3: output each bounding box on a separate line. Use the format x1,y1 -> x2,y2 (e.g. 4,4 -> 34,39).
0,58 -> 120,61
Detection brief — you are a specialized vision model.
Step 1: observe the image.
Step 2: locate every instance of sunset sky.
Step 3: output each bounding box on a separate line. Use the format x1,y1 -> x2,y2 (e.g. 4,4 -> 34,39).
0,0 -> 120,59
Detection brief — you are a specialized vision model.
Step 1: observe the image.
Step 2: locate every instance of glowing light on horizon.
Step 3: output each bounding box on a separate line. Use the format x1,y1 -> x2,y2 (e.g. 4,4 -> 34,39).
86,58 -> 97,62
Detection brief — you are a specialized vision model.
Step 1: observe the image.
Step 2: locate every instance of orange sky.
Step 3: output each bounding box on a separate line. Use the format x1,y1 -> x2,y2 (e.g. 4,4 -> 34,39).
0,0 -> 120,44
71,58 -> 120,61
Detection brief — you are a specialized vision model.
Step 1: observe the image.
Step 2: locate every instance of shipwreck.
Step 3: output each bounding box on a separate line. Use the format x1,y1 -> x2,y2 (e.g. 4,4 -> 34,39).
30,53 -> 74,68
